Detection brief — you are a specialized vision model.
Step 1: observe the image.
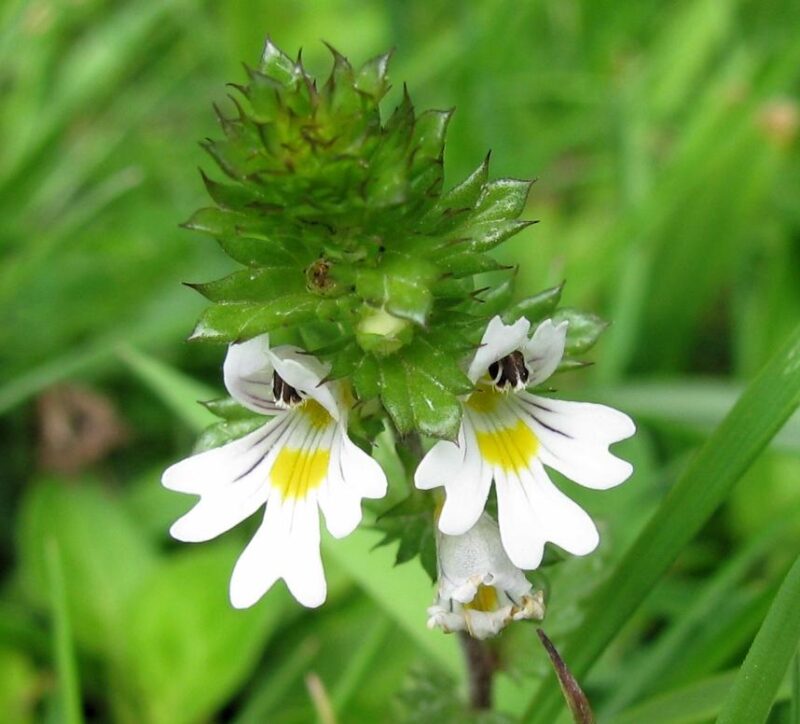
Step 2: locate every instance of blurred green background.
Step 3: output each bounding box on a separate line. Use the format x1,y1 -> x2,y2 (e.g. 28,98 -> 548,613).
1,0 -> 799,722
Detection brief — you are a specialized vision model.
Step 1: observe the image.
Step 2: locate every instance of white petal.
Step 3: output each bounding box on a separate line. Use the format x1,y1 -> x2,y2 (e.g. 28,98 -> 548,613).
223,335 -> 281,415
317,451 -> 361,538
268,346 -> 341,421
495,463 -> 599,570
165,416 -> 297,541
522,319 -> 568,386
529,460 -> 600,556
162,415 -> 291,495
464,609 -> 512,639
281,497 -> 326,607
229,494 -> 326,609
494,468 -> 547,569
437,420 -> 493,536
467,315 -> 531,383
339,435 -> 388,500
519,394 -> 635,489
414,426 -> 466,491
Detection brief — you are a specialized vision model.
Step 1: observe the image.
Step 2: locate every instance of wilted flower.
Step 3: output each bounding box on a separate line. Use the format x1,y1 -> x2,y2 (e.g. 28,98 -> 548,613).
428,513 -> 545,639
162,334 -> 387,608
416,316 -> 635,569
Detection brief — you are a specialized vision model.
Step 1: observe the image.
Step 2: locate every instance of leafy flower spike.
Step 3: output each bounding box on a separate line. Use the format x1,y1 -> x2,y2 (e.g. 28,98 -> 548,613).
162,335 -> 388,608
428,513 -> 545,639
415,316 -> 635,570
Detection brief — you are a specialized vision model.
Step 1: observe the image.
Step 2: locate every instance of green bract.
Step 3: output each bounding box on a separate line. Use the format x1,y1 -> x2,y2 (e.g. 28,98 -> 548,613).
186,40 -> 599,440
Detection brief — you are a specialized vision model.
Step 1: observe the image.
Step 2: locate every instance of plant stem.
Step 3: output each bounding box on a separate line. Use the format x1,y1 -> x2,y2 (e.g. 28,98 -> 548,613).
459,631 -> 496,710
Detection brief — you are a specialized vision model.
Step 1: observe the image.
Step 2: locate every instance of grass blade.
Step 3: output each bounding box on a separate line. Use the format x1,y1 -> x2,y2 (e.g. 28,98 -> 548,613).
615,669 -> 792,724
46,540 -> 84,724
717,552 -> 800,724
602,517 -> 795,714
523,323 -> 800,722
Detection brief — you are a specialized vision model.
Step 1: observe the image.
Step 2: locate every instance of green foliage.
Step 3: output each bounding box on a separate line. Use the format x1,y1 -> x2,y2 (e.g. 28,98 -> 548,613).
374,490 -> 438,581
186,40 -> 544,438
717,553 -> 800,724
396,668 -> 514,723
17,479 -> 157,656
3,1 -> 800,722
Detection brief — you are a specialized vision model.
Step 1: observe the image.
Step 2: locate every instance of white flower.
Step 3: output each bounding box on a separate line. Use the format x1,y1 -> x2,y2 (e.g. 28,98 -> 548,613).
162,335 -> 388,609
428,513 -> 545,639
415,316 -> 635,570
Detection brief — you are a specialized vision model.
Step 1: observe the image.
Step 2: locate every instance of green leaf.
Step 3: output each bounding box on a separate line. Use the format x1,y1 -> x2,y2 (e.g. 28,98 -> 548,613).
201,397 -> 256,421
522,323 -> 800,723
194,417 -> 265,453
378,350 -> 466,440
438,219 -> 534,255
190,295 -> 320,343
352,353 -> 381,400
215,234 -> 299,268
476,274 -> 516,317
116,545 -> 291,724
433,155 -> 490,215
17,479 -> 156,657
412,109 -> 452,162
717,553 -> 800,724
259,37 -> 301,86
503,283 -> 565,325
354,51 -> 392,100
190,267 -> 304,303
552,308 -> 609,355
437,252 -> 508,279
471,178 -> 533,222
374,491 -> 438,580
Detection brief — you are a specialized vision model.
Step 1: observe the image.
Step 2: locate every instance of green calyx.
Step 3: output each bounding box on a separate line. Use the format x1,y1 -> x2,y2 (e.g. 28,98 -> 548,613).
184,39 -> 577,439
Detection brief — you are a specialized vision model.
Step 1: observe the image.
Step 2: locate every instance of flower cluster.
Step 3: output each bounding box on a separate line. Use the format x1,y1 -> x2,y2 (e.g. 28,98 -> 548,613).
163,41 -> 635,640
164,315 -> 634,636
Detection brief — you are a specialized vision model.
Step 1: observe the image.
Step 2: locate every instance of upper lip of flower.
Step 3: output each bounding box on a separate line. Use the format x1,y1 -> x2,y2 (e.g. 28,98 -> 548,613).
161,333 -> 387,610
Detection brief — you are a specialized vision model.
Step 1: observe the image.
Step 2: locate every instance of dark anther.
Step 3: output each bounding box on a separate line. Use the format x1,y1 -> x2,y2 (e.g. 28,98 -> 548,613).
272,372 -> 303,407
489,351 -> 529,390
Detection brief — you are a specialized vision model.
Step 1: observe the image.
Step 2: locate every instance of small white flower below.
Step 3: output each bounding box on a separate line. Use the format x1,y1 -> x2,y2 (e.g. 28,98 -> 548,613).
428,513 -> 545,639
162,334 -> 387,609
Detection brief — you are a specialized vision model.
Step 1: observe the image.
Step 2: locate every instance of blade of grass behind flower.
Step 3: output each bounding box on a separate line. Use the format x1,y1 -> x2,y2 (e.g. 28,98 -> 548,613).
615,669 -> 792,724
45,540 -> 84,724
523,323 -> 800,723
716,552 -> 800,724
602,515 -> 796,714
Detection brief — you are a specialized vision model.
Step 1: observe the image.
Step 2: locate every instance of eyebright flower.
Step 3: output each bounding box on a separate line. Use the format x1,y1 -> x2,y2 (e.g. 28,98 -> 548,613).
162,335 -> 388,608
415,316 -> 635,570
428,512 -> 545,639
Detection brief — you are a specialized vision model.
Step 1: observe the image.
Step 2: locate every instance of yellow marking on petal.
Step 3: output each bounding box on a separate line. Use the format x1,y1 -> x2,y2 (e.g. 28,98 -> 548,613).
475,419 -> 538,472
465,584 -> 499,612
270,446 -> 330,500
299,399 -> 333,430
466,386 -> 503,414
